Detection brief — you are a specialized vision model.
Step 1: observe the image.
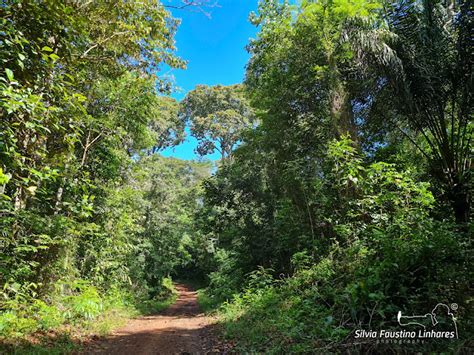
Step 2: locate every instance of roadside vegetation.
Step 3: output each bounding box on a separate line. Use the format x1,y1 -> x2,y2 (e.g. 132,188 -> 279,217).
0,1 -> 204,351
192,1 -> 472,353
0,278 -> 177,354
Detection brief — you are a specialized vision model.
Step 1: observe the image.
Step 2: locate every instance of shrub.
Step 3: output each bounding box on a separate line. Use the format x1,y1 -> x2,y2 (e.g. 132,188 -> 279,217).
32,300 -> 64,330
62,281 -> 103,321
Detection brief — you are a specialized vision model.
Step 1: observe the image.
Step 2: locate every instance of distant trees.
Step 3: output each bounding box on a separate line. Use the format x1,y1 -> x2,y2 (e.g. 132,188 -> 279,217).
180,84 -> 255,160
123,155 -> 211,296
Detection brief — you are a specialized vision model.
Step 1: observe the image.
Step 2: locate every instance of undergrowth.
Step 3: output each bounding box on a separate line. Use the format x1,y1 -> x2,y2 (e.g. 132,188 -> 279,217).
0,277 -> 177,354
208,258 -> 471,354
196,137 -> 473,353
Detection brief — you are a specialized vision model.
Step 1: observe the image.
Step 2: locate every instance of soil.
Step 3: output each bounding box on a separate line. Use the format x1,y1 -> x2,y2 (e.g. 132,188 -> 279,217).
84,284 -> 227,355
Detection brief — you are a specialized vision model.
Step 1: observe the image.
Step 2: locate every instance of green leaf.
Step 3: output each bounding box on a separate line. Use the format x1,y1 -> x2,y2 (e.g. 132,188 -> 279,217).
5,68 -> 14,81
42,46 -> 54,52
0,168 -> 11,185
49,53 -> 60,62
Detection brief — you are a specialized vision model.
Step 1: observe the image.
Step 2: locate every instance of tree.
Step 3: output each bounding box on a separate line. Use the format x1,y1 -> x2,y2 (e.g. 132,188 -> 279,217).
75,154 -> 211,296
149,96 -> 186,153
179,84 -> 255,160
348,0 -> 472,223
0,0 -> 185,301
246,0 -> 383,143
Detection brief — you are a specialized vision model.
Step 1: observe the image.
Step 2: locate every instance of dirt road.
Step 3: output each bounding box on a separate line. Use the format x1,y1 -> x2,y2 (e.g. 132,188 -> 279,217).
85,284 -> 220,355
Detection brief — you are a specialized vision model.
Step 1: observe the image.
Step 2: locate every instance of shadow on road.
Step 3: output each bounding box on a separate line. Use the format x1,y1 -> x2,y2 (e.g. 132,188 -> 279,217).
83,283 -> 229,355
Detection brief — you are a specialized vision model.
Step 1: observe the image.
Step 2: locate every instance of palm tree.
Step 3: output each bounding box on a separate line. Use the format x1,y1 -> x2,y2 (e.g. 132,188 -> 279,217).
347,0 -> 472,224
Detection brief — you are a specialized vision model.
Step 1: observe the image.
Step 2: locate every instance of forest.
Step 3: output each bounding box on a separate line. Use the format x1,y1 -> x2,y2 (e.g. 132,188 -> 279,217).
0,0 -> 472,354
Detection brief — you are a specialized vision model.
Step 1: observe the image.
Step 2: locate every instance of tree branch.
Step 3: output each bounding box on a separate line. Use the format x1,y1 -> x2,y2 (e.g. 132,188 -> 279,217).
163,0 -> 220,18
80,31 -> 129,59
81,131 -> 103,167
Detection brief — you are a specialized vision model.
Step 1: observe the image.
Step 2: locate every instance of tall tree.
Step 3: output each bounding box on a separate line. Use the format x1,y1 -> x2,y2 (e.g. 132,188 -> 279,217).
179,84 -> 255,160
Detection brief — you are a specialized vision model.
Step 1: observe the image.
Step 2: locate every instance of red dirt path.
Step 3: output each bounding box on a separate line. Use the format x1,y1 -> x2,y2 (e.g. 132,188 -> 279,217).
84,284 -> 223,355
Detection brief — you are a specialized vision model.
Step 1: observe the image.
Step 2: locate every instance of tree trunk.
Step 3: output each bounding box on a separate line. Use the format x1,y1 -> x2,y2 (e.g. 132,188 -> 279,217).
54,186 -> 64,215
329,69 -> 357,141
330,86 -> 356,139
449,181 -> 471,225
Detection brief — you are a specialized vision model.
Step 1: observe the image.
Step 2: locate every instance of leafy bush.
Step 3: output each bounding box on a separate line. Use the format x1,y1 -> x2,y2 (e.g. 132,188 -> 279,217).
62,281 -> 103,321
0,311 -> 38,338
0,280 -> 116,339
32,300 -> 64,330
206,250 -> 243,304
135,277 -> 178,315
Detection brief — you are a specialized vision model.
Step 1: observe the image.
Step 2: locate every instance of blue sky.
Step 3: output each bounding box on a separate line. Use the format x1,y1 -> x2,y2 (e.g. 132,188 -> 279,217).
160,0 -> 258,161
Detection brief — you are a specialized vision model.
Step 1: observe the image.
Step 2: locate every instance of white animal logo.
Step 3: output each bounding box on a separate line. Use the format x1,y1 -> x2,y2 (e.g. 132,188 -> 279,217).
397,303 -> 458,338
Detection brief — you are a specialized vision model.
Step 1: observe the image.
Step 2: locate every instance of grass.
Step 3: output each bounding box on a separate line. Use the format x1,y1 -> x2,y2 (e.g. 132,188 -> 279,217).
196,289 -> 222,313
135,292 -> 178,315
135,276 -> 178,315
2,333 -> 78,355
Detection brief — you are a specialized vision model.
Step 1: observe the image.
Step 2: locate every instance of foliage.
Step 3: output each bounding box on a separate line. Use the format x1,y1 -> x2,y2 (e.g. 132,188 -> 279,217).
180,84 -> 255,160
0,277 -> 177,353
348,0 -> 473,224
195,1 -> 472,350
0,0 -> 208,345
0,0 -> 471,353
208,137 -> 470,353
